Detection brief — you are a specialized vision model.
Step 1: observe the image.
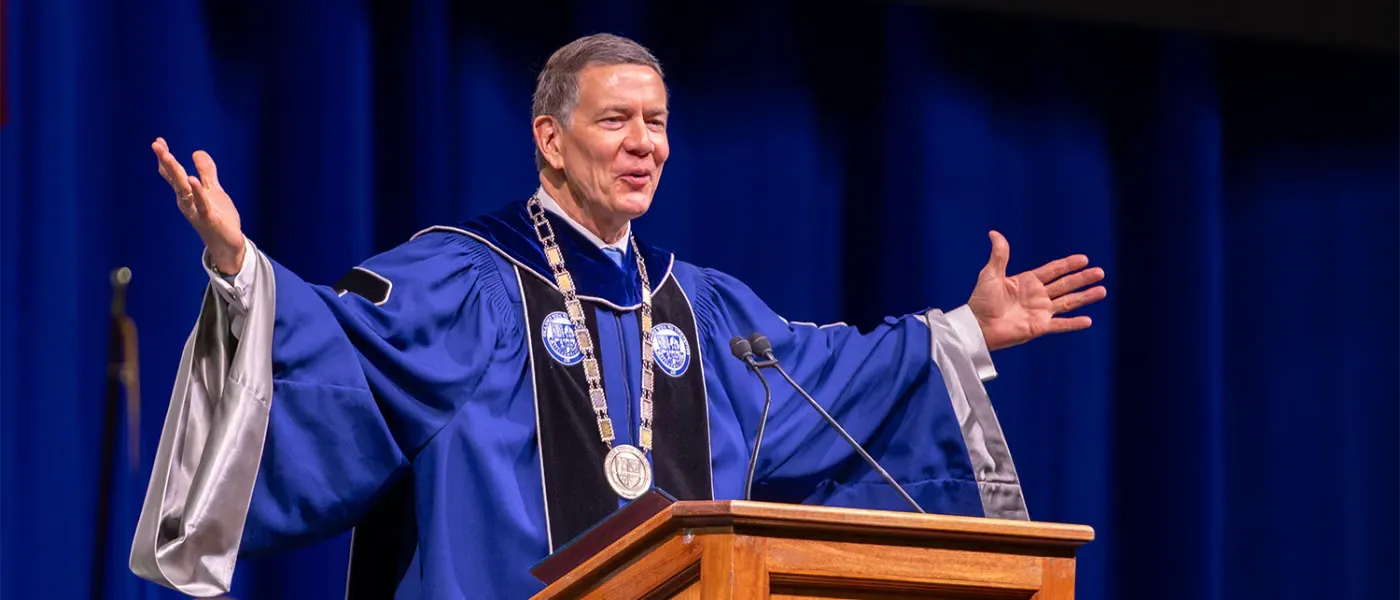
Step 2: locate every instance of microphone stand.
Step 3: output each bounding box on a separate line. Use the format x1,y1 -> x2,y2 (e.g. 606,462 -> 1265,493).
742,358 -> 773,501
750,337 -> 926,514
739,360 -> 772,500
730,337 -> 776,501
94,267 -> 141,600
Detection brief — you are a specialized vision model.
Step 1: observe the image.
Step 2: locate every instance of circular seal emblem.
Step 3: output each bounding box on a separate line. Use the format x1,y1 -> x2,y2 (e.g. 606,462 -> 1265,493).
540,311 -> 583,366
650,323 -> 690,377
604,444 -> 652,499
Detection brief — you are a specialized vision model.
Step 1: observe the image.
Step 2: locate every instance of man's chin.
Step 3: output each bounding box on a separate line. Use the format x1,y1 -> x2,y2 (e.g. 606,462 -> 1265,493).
610,191 -> 654,219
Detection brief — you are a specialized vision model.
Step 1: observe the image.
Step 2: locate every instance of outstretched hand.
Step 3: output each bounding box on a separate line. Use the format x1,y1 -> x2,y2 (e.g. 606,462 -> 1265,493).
967,231 -> 1106,351
153,137 -> 245,274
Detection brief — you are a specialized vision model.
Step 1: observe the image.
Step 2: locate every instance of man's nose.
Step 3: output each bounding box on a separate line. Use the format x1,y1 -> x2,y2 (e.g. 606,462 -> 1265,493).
623,120 -> 655,155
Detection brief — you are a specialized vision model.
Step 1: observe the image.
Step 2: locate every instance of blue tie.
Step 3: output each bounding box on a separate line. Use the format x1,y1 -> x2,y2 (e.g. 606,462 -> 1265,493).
602,247 -> 624,268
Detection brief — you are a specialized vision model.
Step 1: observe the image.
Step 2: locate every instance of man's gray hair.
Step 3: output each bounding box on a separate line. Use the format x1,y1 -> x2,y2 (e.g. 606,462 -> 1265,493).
532,33 -> 665,170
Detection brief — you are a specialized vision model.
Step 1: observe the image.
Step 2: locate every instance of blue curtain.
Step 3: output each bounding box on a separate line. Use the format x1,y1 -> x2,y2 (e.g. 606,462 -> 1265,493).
3,1 -> 1395,599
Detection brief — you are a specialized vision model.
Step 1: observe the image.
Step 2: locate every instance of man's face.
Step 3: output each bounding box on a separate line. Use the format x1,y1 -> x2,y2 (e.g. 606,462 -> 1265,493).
555,63 -> 669,221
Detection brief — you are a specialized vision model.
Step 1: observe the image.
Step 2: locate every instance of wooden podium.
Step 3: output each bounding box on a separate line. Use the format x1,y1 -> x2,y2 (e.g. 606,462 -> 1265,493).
531,499 -> 1094,599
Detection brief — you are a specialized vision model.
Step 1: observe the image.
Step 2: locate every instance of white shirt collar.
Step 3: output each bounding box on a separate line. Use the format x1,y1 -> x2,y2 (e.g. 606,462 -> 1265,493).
536,186 -> 631,254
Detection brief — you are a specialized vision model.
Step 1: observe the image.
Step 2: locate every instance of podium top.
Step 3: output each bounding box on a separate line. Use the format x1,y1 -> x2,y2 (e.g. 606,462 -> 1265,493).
665,500 -> 1094,549
534,499 -> 1094,597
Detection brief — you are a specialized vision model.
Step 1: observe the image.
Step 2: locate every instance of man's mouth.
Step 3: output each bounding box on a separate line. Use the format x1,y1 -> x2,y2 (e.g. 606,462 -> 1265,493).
619,170 -> 652,187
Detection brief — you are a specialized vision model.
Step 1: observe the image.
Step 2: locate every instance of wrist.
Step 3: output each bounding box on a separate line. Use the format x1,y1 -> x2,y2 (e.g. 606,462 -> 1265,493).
972,312 -> 1005,352
210,240 -> 246,276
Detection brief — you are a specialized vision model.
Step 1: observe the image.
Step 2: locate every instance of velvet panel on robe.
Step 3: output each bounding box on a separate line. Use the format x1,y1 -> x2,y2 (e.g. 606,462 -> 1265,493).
128,198 -> 1026,600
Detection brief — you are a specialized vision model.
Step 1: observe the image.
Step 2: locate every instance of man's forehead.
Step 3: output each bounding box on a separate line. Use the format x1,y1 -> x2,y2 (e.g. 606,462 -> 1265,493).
577,64 -> 666,104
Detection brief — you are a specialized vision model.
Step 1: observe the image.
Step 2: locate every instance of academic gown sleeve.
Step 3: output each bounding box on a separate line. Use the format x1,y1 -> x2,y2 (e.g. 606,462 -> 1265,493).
129,231 -> 505,596
688,266 -> 1028,521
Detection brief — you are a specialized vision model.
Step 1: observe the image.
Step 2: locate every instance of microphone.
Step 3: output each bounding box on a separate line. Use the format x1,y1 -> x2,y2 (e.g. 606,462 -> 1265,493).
730,336 -> 773,501
745,333 -> 926,514
748,333 -> 774,363
729,335 -> 756,364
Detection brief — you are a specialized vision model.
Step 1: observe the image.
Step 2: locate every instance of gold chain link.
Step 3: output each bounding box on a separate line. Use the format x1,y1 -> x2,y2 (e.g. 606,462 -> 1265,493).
527,194 -> 656,454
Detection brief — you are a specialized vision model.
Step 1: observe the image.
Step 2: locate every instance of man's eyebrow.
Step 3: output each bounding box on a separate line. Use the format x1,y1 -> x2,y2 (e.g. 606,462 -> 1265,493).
595,105 -> 668,117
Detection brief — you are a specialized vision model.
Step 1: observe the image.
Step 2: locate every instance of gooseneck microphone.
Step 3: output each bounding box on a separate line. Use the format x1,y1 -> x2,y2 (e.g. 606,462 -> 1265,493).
742,333 -> 926,514
730,336 -> 773,501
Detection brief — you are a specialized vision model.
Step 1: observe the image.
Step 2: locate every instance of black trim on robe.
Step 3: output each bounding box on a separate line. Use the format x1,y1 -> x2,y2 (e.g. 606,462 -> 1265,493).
646,285 -> 713,504
344,474 -> 417,599
520,268 -> 615,550
332,267 -> 392,305
518,266 -> 712,551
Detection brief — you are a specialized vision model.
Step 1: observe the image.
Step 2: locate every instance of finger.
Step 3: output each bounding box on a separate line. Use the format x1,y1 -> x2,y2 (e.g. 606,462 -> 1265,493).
1051,285 -> 1107,314
169,161 -> 196,220
192,150 -> 220,189
183,175 -> 213,219
986,230 -> 1010,278
154,140 -> 172,183
158,150 -> 193,195
1046,315 -> 1093,334
1032,254 -> 1090,284
154,139 -> 181,188
1045,266 -> 1105,298
175,185 -> 196,219
157,155 -> 181,188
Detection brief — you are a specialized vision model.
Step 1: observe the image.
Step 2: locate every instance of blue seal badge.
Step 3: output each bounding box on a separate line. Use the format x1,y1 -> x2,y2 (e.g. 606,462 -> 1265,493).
650,323 -> 691,377
541,311 -> 583,366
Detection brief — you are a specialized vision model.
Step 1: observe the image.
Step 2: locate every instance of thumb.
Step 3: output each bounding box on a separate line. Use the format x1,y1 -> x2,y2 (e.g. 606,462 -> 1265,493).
192,150 -> 220,189
986,230 -> 1010,278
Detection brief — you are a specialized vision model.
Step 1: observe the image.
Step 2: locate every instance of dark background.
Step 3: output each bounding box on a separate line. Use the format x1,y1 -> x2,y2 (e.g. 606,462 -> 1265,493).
917,0 -> 1397,50
2,0 -> 1396,598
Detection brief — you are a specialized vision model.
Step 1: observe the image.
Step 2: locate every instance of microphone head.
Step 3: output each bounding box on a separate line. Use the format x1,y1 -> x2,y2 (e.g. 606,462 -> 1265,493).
729,336 -> 754,361
749,334 -> 774,359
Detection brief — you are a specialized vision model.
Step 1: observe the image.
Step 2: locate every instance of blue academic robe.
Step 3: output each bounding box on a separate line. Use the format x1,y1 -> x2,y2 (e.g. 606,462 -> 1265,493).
129,196 -> 1026,599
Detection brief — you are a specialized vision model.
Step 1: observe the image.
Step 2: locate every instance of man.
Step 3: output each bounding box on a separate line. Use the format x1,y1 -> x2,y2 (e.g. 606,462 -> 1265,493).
130,33 -> 1105,598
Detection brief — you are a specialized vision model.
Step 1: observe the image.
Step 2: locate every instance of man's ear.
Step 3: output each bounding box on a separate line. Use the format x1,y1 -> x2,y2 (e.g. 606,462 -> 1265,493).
533,115 -> 565,170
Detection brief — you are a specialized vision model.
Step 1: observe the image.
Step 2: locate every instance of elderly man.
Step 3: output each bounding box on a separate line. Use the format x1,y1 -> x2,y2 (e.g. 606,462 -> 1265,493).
131,33 -> 1105,598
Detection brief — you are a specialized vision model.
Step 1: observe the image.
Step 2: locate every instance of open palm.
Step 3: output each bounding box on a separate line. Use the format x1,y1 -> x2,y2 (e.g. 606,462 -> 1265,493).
153,137 -> 246,274
967,231 -> 1106,351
